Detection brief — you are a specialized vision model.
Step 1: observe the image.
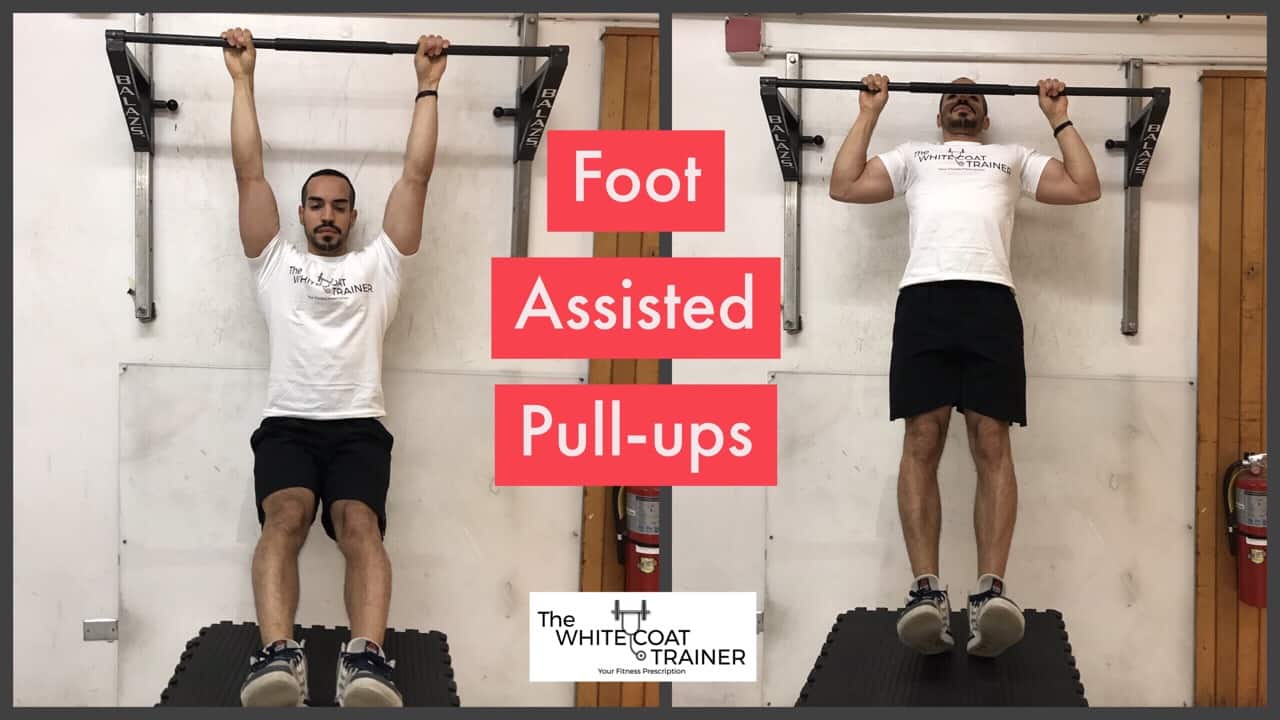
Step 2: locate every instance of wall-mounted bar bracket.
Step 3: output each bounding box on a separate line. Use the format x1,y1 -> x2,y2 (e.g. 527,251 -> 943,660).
1104,59 -> 1171,335
760,55 -> 824,334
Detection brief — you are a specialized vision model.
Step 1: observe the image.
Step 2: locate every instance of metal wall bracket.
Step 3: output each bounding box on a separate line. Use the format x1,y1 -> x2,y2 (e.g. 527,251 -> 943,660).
490,15 -> 568,258
108,14 -> 164,323
760,54 -> 825,334
1103,58 -> 1169,335
492,23 -> 569,165
759,62 -> 1170,336
83,618 -> 119,642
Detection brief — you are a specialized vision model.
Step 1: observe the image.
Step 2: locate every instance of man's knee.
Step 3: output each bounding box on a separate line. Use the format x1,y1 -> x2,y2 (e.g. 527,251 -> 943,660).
967,415 -> 1011,469
262,490 -> 315,542
332,501 -> 382,551
903,408 -> 949,463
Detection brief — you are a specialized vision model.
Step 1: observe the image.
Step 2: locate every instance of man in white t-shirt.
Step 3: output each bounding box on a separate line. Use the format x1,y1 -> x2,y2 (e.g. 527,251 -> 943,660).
829,75 -> 1101,657
221,27 -> 448,707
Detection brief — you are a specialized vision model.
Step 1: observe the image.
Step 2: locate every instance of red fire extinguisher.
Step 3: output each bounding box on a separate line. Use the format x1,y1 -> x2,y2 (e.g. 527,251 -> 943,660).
615,486 -> 660,592
1224,452 -> 1267,608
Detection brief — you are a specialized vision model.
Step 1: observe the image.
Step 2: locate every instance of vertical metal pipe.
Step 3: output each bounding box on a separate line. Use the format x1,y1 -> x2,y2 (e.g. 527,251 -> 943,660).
1121,58 -> 1143,336
133,12 -> 155,322
509,14 -> 538,258
782,53 -> 802,334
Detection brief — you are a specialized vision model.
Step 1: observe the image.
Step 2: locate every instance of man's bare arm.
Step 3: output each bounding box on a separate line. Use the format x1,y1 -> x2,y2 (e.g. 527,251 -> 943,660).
382,35 -> 449,256
1034,77 -> 1102,205
830,73 -> 896,204
224,27 -> 280,258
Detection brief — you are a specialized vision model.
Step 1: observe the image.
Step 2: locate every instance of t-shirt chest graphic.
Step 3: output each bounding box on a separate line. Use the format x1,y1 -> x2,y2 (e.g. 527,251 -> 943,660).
913,147 -> 1014,184
286,260 -> 380,322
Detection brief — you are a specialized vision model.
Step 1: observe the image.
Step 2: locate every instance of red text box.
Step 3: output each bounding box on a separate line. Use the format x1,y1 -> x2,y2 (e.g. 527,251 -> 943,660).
546,130 -> 725,232
494,384 -> 777,486
491,257 -> 780,359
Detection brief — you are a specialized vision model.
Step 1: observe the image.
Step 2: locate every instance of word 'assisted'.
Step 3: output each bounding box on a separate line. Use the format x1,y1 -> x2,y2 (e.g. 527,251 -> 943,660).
547,130 -> 725,232
492,257 -> 780,359
516,276 -> 752,331
495,384 -> 777,486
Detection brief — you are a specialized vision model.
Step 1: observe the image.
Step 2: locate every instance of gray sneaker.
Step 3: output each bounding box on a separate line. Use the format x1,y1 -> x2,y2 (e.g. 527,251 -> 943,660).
335,638 -> 404,707
240,638 -> 308,707
895,575 -> 955,655
966,574 -> 1025,657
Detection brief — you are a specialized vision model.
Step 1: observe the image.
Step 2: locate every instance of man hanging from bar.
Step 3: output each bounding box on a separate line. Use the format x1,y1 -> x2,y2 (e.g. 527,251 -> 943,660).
829,75 -> 1101,657
221,26 -> 448,706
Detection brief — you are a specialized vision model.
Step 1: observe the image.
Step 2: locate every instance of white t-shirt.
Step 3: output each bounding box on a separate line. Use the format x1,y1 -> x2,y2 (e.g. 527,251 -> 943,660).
248,230 -> 406,419
876,141 -> 1052,290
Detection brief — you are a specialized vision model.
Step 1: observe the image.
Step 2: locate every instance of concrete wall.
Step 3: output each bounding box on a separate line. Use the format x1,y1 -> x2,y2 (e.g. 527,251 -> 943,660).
12,11 -> 654,706
670,12 -> 1265,707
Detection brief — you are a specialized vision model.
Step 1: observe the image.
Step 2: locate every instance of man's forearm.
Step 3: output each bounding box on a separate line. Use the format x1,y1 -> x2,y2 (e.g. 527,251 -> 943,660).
230,78 -> 266,181
831,110 -> 881,187
400,80 -> 440,186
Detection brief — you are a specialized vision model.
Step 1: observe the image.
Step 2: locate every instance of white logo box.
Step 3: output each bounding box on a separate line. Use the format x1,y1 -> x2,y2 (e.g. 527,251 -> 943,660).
529,592 -> 757,682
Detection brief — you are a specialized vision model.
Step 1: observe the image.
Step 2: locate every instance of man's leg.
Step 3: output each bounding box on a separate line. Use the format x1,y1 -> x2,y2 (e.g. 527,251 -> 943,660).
964,410 -> 1017,577
331,500 -> 392,645
323,418 -> 401,707
898,405 -> 952,577
962,409 -> 1024,657
242,483 -> 316,707
252,487 -> 317,644
894,404 -> 957,655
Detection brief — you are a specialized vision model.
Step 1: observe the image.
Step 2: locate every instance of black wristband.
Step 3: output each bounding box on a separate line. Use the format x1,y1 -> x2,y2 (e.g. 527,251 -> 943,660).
416,89 -> 438,101
1053,119 -> 1074,137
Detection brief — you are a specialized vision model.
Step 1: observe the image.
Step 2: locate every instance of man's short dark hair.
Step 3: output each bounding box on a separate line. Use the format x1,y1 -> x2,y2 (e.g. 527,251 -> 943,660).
301,168 -> 355,207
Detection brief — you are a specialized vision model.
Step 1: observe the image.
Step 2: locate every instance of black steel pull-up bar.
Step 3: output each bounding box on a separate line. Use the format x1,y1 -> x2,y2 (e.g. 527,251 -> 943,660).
105,29 -> 570,160
765,77 -> 1169,98
758,75 -> 1171,188
106,30 -> 564,58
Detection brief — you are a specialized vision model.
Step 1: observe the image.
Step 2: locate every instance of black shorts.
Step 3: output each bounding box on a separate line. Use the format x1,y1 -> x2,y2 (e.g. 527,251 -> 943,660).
250,416 -> 395,540
889,280 -> 1027,426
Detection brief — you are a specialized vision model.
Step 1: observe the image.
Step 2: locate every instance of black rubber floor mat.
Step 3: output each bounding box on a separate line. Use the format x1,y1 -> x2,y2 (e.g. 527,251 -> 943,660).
796,608 -> 1086,706
158,621 -> 460,707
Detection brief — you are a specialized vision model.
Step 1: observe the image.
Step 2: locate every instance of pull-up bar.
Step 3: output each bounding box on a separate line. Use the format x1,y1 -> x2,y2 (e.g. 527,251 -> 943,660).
106,30 -> 562,57
766,77 -> 1168,99
759,75 -> 1170,187
105,29 -> 570,158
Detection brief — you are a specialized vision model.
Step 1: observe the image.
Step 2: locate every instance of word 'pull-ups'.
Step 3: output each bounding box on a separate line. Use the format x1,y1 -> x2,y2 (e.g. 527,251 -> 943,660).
494,384 -> 777,486
491,257 -> 780,359
547,130 -> 725,232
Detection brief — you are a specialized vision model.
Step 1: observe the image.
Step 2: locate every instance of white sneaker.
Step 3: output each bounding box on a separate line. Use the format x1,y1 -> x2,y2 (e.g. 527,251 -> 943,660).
240,638 -> 308,707
895,574 -> 955,655
966,574 -> 1026,657
335,637 -> 404,707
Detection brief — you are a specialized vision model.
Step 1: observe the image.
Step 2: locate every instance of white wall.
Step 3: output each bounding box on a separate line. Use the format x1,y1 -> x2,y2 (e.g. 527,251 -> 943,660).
12,11 -> 654,707
671,13 -> 1265,707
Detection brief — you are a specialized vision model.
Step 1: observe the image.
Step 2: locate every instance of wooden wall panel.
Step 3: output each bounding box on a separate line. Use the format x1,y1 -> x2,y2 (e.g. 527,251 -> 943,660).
577,26 -> 660,709
1195,71 -> 1268,708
